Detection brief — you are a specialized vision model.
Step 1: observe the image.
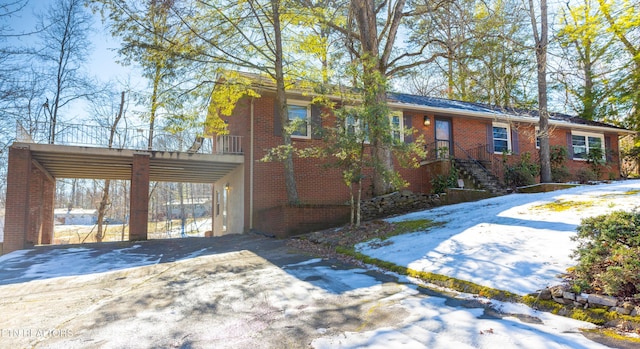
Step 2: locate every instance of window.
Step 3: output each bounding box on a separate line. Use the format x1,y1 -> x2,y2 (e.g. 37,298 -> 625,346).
345,112 -> 370,143
287,102 -> 310,138
492,123 -> 511,153
215,190 -> 220,216
389,111 -> 404,142
571,132 -> 604,160
535,127 -> 541,149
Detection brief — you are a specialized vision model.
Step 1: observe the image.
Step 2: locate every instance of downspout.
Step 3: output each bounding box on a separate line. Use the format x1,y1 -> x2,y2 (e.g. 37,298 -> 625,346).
250,97 -> 255,230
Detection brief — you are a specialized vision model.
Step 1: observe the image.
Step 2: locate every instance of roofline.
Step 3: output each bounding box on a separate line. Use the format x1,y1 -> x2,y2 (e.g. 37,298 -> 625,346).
386,101 -> 636,136
225,71 -> 635,136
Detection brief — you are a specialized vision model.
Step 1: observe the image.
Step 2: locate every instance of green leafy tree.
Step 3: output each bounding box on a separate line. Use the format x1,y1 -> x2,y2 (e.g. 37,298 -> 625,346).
91,0 -> 195,149
556,0 -> 623,121
306,0 -> 440,195
596,0 -> 640,130
169,0 -> 307,204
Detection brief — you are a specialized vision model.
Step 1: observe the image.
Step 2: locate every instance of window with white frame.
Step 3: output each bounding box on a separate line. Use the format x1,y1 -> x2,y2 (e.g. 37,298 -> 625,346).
492,122 -> 511,153
571,131 -> 604,160
389,110 -> 404,142
287,102 -> 310,138
345,110 -> 369,143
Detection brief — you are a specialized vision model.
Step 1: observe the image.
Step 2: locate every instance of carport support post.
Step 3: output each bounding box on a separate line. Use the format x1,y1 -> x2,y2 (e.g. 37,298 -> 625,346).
4,146 -> 32,253
129,153 -> 150,241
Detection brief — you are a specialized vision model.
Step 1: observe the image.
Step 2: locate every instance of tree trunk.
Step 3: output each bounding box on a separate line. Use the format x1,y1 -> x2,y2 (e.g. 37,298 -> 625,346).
352,0 -> 394,196
273,0 -> 299,204
530,0 -> 552,183
96,91 -> 125,242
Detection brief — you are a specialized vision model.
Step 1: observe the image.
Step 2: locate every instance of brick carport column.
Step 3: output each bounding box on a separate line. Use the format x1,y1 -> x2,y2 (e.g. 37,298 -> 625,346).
4,145 -> 32,253
129,153 -> 150,241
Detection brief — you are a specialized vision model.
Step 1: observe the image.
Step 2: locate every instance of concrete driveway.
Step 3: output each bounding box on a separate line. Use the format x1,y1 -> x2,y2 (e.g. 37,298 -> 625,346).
0,233 -> 629,349
0,234 -> 410,348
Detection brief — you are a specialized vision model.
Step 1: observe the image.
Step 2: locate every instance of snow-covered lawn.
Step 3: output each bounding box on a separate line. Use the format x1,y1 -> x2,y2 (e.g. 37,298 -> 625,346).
358,180 -> 640,295
313,180 -> 640,348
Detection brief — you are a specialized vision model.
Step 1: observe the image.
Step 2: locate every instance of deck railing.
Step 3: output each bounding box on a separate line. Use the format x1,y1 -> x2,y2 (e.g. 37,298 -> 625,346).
16,121 -> 243,155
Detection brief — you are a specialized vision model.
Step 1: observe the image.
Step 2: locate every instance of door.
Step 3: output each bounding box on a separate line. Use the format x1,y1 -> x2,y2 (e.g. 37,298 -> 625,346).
435,119 -> 452,159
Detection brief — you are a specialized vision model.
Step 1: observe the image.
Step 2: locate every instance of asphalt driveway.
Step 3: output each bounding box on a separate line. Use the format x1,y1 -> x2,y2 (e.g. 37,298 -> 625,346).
0,233 -> 630,348
0,234 -> 410,348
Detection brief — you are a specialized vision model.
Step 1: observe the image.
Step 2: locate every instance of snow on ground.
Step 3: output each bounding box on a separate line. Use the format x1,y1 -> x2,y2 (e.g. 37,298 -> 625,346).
312,286 -> 606,349
357,180 -> 640,295
2,181 -> 639,348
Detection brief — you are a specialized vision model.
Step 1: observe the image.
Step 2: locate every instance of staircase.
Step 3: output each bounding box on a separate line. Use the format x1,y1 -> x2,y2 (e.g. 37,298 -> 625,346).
453,159 -> 509,195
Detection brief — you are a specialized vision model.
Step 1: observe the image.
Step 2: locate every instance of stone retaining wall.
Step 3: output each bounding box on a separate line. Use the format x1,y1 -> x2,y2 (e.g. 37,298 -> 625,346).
535,285 -> 640,317
360,191 -> 444,221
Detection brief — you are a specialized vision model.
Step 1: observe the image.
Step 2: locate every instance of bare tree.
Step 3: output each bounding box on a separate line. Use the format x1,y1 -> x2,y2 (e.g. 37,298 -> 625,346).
96,91 -> 126,242
37,0 -> 94,144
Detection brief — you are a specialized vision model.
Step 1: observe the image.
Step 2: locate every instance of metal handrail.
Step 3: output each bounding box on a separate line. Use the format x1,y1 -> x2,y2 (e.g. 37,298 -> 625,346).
424,140 -> 495,177
451,142 -> 496,178
14,121 -> 243,155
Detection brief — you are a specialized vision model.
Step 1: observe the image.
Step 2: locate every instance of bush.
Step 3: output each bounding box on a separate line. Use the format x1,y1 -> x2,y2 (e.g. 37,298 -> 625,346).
431,167 -> 458,194
571,211 -> 640,298
504,152 -> 539,187
575,168 -> 596,184
586,148 -> 606,179
550,146 -> 570,182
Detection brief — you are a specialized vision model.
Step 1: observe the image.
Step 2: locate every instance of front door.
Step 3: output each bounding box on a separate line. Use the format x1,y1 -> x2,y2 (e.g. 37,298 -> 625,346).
435,119 -> 452,159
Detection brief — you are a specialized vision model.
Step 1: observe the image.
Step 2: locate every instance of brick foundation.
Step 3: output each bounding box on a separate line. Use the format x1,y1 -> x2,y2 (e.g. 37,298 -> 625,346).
255,204 -> 351,238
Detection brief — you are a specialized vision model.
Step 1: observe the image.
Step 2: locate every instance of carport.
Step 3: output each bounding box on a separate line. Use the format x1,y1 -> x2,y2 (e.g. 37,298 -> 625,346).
3,142 -> 244,254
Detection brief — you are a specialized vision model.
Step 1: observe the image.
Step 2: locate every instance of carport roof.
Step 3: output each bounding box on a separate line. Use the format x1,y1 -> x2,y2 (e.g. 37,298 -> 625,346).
17,143 -> 244,183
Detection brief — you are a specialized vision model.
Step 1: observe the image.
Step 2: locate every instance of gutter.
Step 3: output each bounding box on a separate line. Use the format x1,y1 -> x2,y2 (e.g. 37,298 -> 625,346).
249,97 -> 254,230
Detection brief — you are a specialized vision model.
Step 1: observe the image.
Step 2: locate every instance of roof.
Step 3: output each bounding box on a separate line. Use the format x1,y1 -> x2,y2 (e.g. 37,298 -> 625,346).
388,92 -> 632,134
223,71 -> 633,135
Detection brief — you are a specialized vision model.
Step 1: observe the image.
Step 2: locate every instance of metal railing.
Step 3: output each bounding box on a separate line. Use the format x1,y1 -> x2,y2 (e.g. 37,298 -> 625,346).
424,141 -> 494,174
424,142 -> 490,162
16,121 -> 243,155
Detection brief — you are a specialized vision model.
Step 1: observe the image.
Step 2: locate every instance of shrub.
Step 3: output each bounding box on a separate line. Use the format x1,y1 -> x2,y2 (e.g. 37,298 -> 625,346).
586,148 -> 606,179
550,146 -> 571,182
570,211 -> 640,298
575,168 -> 597,184
503,152 -> 539,187
431,167 -> 458,194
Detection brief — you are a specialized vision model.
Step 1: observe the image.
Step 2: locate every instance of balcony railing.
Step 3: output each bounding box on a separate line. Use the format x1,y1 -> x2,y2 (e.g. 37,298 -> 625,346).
16,121 -> 243,155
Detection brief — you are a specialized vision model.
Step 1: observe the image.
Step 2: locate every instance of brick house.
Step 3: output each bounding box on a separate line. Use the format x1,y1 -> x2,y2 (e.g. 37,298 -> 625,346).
210,77 -> 634,238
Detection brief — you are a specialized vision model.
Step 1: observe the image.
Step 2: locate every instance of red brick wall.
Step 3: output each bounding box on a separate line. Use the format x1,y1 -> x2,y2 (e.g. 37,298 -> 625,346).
27,167 -> 54,245
225,94 -> 624,234
4,146 -> 32,253
255,204 -> 351,237
4,146 -> 56,254
129,154 -> 150,240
